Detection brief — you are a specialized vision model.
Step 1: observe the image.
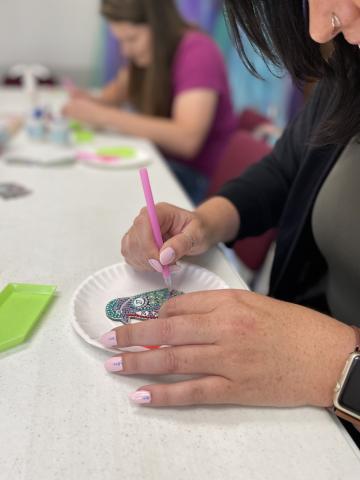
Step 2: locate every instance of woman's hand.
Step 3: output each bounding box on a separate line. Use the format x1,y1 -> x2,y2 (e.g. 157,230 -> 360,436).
121,197 -> 240,273
100,289 -> 356,407
63,98 -> 110,127
67,87 -> 93,101
121,202 -> 212,273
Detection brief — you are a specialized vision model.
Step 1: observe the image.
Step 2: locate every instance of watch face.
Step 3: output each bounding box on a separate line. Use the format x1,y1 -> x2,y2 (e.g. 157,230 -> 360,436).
339,355 -> 360,416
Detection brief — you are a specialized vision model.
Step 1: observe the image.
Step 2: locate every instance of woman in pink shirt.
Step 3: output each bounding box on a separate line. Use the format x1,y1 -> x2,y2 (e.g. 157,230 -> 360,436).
64,0 -> 237,203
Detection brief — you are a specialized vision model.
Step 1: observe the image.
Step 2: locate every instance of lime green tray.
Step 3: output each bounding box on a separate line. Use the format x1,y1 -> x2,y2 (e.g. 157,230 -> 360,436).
0,283 -> 56,352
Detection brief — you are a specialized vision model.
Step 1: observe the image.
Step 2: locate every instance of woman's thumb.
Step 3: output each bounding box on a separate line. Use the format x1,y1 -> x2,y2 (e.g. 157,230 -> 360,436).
159,227 -> 196,265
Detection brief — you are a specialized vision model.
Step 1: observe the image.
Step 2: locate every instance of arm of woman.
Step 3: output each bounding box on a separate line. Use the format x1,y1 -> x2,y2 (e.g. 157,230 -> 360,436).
65,68 -> 130,108
63,88 -> 219,159
96,68 -> 130,106
106,88 -> 218,158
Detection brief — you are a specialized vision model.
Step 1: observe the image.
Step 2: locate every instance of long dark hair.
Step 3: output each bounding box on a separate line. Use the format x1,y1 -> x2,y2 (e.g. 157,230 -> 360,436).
223,0 -> 360,145
101,0 -> 190,117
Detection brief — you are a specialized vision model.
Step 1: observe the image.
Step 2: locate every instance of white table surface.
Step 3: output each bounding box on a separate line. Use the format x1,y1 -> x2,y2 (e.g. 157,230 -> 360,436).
1,88 -> 360,480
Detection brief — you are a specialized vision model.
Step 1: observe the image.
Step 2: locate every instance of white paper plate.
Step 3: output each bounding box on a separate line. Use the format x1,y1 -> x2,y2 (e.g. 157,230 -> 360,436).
77,146 -> 151,169
71,261 -> 229,353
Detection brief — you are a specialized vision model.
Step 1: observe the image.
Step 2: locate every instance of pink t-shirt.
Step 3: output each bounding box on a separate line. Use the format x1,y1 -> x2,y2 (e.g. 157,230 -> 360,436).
170,30 -> 237,178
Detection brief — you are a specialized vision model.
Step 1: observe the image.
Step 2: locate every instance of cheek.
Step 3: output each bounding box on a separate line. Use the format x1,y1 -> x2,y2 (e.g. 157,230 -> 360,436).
137,42 -> 148,56
141,34 -> 153,58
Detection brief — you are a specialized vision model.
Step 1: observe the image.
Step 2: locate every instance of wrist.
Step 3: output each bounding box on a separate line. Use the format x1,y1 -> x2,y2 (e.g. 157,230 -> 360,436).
333,326 -> 360,427
98,104 -> 118,128
313,323 -> 357,407
196,196 -> 240,247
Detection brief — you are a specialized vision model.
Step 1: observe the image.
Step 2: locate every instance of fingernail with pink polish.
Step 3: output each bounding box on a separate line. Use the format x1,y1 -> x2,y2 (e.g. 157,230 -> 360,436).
160,247 -> 175,265
129,390 -> 152,404
148,258 -> 163,273
105,357 -> 123,372
100,331 -> 118,348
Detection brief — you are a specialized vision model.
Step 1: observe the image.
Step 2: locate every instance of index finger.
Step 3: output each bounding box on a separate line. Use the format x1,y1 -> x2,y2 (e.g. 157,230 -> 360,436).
100,313 -> 217,349
121,209 -> 160,265
159,289 -> 232,318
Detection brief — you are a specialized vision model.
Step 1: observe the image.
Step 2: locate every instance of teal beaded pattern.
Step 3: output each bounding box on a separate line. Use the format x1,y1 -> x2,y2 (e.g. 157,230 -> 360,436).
105,288 -> 183,325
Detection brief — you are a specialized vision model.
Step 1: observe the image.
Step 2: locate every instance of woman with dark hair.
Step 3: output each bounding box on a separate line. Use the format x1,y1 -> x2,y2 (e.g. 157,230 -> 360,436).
63,0 -> 237,203
100,0 -> 360,440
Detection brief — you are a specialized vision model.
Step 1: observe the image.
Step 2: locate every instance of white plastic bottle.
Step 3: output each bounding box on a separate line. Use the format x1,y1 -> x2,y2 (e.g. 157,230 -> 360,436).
48,114 -> 70,146
26,108 -> 46,141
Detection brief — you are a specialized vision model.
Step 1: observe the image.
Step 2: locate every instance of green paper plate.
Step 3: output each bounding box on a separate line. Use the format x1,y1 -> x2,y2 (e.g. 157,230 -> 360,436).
0,283 -> 56,352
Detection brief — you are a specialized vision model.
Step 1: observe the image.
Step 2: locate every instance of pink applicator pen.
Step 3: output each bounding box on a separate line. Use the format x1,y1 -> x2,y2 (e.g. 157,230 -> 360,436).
139,167 -> 172,291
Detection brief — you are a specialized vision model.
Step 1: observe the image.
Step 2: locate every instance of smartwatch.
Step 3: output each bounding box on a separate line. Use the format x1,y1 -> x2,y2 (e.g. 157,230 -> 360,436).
333,326 -> 360,428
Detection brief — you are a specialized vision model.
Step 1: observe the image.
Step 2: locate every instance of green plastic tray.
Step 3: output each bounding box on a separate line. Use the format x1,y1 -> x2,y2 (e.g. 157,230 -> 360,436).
0,283 -> 56,352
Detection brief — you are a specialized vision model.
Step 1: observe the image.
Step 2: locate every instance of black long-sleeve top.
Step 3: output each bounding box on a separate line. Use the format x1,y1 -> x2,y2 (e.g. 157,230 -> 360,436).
219,83 -> 346,313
